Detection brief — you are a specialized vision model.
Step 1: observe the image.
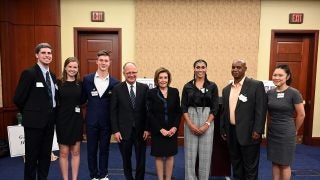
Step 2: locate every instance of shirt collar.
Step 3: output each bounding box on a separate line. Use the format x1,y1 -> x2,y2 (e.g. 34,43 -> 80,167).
94,72 -> 109,80
126,81 -> 136,88
232,76 -> 246,87
37,62 -> 49,74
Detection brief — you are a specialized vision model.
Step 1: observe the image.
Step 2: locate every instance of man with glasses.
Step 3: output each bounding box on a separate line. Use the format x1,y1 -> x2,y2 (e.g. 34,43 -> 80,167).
82,50 -> 119,180
111,62 -> 150,180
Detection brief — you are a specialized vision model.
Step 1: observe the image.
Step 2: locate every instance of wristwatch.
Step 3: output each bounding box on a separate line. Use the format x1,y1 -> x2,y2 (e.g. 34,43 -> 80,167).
205,121 -> 210,126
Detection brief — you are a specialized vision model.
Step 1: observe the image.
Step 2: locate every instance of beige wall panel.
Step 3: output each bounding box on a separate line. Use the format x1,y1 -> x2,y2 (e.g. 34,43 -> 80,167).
135,0 -> 261,94
259,0 -> 320,137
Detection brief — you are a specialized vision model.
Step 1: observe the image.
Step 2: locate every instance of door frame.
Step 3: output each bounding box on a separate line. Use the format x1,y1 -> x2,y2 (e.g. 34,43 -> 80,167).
269,29 -> 319,145
74,27 -> 122,79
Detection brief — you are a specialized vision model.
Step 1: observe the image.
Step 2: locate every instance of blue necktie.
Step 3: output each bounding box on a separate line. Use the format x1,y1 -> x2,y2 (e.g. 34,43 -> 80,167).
130,85 -> 135,108
45,71 -> 53,107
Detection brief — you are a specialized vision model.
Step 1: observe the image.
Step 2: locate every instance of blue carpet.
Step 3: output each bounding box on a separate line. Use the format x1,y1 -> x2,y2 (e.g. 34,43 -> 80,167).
0,143 -> 319,179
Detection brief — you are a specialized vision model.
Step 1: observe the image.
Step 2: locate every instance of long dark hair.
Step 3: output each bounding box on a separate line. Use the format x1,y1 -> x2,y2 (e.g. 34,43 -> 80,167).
275,64 -> 292,85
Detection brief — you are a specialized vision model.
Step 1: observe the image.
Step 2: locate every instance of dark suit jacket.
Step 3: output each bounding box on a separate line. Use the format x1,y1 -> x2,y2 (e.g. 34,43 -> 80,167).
82,73 -> 119,128
220,77 -> 267,146
111,81 -> 149,140
14,64 -> 57,128
147,87 -> 182,135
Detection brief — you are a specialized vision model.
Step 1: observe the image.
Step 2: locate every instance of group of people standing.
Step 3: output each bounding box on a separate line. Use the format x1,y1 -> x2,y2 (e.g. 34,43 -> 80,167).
220,60 -> 305,180
14,42 -> 305,180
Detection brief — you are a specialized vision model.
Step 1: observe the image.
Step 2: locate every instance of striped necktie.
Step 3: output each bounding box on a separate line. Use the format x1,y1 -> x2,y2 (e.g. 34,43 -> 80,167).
45,71 -> 53,107
130,85 -> 135,108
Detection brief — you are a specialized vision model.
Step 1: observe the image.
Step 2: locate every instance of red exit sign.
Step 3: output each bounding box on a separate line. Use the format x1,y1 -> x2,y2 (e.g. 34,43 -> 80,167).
289,13 -> 303,24
91,11 -> 104,22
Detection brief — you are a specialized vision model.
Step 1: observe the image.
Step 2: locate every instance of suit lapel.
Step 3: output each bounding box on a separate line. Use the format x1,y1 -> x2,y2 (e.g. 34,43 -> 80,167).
35,64 -> 51,98
101,76 -> 113,98
225,84 -> 232,109
236,77 -> 249,109
89,73 -> 113,99
121,82 -> 134,109
88,73 -> 98,90
135,82 -> 141,106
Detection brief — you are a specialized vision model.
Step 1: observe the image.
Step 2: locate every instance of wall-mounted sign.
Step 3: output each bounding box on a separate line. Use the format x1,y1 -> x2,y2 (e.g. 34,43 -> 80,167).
289,13 -> 303,24
91,11 -> 104,22
137,78 -> 155,89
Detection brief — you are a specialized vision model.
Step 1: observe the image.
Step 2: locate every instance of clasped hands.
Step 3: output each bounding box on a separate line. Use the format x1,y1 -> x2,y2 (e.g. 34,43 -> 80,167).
160,127 -> 177,137
113,130 -> 150,143
188,122 -> 209,136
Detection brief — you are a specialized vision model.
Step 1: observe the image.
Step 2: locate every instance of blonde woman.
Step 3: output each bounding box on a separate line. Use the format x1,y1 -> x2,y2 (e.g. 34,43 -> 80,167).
147,67 -> 182,180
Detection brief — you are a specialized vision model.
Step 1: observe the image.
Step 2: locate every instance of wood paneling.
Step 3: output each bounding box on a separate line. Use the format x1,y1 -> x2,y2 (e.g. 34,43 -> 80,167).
0,108 -> 18,139
35,0 -> 60,25
177,117 -> 184,145
78,32 -> 120,78
35,26 -> 61,75
311,137 -> 320,146
0,108 -> 3,139
269,30 -> 319,145
74,28 -> 122,79
1,0 -> 60,25
2,25 -> 35,108
4,0 -> 35,24
0,0 -> 6,22
0,0 -> 61,140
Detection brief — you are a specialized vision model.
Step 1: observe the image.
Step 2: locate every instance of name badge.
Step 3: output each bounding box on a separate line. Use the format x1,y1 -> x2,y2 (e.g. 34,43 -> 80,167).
36,82 -> 44,87
200,88 -> 208,93
277,93 -> 285,98
75,107 -> 80,113
239,94 -> 248,102
91,91 -> 98,96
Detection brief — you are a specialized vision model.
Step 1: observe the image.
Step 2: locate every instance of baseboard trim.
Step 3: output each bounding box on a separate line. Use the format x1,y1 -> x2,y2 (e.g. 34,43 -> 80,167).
311,137 -> 320,146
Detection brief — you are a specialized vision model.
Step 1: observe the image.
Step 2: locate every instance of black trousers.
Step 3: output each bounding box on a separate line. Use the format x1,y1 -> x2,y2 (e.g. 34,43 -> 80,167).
86,125 -> 111,179
228,125 -> 260,180
118,128 -> 146,180
24,117 -> 54,180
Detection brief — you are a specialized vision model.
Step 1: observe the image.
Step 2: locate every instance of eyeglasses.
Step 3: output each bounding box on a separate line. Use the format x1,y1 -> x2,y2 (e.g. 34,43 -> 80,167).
125,71 -> 137,75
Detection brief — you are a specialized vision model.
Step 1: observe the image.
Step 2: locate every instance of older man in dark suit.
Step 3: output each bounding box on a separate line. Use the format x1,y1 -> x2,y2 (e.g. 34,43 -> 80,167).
14,43 -> 57,180
220,59 -> 267,180
111,62 -> 150,180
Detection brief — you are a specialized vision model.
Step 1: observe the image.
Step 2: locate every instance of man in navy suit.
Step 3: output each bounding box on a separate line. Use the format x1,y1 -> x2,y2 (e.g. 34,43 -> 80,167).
111,62 -> 150,180
220,59 -> 267,180
14,43 -> 57,180
82,50 -> 119,180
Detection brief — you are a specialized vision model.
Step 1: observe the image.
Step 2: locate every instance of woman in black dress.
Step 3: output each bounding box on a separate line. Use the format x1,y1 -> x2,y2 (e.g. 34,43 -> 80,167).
147,67 -> 182,180
56,57 -> 83,180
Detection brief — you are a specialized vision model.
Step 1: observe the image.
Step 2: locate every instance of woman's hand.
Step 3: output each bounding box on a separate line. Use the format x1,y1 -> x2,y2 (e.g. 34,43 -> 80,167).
198,123 -> 209,134
160,128 -> 170,137
168,127 -> 177,137
188,122 -> 201,136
